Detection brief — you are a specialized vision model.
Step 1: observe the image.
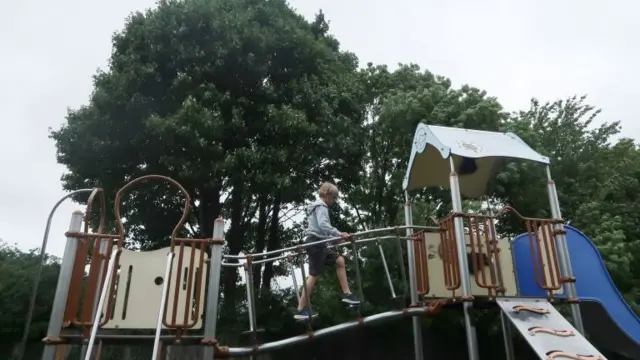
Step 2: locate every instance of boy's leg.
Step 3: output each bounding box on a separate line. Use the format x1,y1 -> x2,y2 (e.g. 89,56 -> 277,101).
325,250 -> 360,304
333,255 -> 351,294
294,246 -> 324,319
297,275 -> 317,310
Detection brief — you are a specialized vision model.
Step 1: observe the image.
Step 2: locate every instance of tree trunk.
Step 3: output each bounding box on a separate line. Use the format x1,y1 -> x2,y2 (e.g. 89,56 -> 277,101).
221,180 -> 245,315
253,195 -> 269,289
198,185 -> 221,238
261,193 -> 282,292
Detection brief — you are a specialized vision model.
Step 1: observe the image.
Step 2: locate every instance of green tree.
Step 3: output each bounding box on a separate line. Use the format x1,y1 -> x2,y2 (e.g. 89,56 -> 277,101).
0,241 -> 60,358
50,0 -> 366,323
346,63 -> 505,230
493,95 -> 640,307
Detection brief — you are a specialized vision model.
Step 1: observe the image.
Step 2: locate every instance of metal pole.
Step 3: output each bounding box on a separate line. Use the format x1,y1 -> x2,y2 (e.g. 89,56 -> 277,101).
377,241 -> 397,298
244,261 -> 259,360
350,240 -> 365,304
485,198 -> 515,360
79,238 -> 110,360
404,191 -> 424,360
40,211 -> 84,360
19,190 -> 92,360
298,251 -> 313,323
225,306 -> 441,357
545,165 -> 585,334
395,233 -> 409,300
245,266 -> 256,333
290,259 -> 301,303
84,247 -> 121,360
203,218 -> 225,360
151,251 -> 175,360
449,157 -> 480,360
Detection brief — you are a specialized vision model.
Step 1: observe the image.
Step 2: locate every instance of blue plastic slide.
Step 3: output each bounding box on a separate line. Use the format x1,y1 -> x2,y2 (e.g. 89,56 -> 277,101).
512,225 -> 640,360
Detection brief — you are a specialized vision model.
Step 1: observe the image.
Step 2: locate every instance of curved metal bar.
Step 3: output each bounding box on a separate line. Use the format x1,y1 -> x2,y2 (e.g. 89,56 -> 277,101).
226,306 -> 440,357
220,235 -> 410,267
223,230 -> 425,260
113,175 -> 191,250
85,247 -> 121,360
17,188 -> 94,360
83,188 -> 106,235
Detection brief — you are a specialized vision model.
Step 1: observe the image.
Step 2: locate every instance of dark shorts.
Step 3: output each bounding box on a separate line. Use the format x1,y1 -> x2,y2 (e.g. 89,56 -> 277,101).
307,245 -> 338,277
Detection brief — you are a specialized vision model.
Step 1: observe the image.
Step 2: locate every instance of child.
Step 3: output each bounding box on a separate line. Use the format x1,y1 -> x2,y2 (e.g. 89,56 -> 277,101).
294,182 -> 360,320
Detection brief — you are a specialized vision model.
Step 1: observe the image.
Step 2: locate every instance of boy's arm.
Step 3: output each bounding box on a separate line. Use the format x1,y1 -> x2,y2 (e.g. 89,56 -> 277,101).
316,206 -> 342,237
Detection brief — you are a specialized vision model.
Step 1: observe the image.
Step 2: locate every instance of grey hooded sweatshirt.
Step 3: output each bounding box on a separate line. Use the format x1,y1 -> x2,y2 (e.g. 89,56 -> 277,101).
304,199 -> 342,247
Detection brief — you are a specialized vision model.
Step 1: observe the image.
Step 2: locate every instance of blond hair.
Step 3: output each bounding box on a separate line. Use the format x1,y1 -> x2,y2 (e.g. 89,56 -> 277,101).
318,182 -> 339,198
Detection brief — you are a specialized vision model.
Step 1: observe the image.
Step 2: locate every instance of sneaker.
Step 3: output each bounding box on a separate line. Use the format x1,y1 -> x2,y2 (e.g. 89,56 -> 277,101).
342,293 -> 361,305
293,308 -> 319,321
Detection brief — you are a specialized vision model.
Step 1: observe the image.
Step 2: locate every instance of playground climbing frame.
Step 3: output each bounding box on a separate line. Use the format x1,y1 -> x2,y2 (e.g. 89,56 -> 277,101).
28,124 -> 600,360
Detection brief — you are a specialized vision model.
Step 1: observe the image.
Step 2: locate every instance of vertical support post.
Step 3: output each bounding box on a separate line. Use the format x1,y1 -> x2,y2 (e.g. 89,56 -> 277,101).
203,218 -> 225,360
485,199 -> 515,360
404,191 -> 424,360
244,260 -> 259,360
545,166 -> 585,334
449,157 -> 480,360
290,258 -> 301,303
395,233 -> 409,301
84,247 -> 121,360
377,241 -> 397,298
298,250 -> 314,323
350,240 -> 365,304
41,211 -> 83,360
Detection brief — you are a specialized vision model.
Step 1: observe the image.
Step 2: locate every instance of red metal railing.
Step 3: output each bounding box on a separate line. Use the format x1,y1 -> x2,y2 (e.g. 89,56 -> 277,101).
411,231 -> 430,295
435,206 -> 566,300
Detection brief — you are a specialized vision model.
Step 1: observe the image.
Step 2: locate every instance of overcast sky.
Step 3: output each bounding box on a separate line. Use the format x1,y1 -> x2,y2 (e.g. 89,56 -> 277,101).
1,0 -> 637,269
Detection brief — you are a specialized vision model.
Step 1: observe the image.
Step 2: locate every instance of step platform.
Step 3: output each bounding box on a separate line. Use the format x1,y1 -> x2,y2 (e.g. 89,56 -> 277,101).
496,298 -> 606,360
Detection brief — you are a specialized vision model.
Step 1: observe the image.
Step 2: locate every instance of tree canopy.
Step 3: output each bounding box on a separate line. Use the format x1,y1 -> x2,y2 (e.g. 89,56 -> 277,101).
3,0 -> 639,359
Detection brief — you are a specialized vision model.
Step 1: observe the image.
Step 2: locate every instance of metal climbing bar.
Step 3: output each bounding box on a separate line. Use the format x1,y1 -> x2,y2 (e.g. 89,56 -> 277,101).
297,248 -> 314,324
377,240 -> 396,298
244,260 -> 259,352
288,256 -> 301,303
393,230 -> 409,302
152,251 -> 175,360
84,247 -> 121,360
349,237 -> 365,303
222,226 -> 436,261
220,234 -> 421,267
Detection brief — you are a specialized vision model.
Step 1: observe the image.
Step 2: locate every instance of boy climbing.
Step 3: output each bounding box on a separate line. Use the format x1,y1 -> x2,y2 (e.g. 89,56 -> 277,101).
294,182 -> 361,320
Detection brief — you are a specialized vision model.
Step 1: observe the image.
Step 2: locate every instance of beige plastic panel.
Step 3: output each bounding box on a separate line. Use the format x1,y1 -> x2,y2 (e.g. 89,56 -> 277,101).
421,230 -> 564,299
101,246 -> 208,329
421,232 -> 517,298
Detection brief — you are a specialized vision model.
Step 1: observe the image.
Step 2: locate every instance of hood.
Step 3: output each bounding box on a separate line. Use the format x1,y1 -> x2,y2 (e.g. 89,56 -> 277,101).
306,199 -> 327,216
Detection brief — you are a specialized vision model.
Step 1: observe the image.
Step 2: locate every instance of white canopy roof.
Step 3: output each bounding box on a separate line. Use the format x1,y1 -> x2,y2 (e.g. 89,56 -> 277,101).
402,124 -> 550,198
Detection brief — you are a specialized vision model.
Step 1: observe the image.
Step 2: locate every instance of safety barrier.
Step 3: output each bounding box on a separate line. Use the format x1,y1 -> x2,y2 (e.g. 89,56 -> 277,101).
221,226 -> 428,350
435,206 -> 567,300
40,175 -> 226,360
411,231 -> 430,295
